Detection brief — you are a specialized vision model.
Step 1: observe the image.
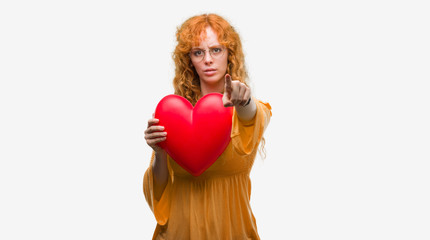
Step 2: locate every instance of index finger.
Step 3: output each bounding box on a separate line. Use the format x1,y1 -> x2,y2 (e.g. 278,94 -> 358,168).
224,74 -> 232,96
147,118 -> 159,127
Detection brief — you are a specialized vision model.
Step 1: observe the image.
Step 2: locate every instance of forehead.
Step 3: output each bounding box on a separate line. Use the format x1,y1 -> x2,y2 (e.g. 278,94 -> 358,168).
194,26 -> 220,47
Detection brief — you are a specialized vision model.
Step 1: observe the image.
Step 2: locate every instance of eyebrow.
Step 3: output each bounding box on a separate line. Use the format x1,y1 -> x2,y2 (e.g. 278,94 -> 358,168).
191,45 -> 223,50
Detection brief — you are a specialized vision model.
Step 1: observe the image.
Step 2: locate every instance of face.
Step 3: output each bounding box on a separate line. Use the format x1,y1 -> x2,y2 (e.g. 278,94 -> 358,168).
190,26 -> 228,87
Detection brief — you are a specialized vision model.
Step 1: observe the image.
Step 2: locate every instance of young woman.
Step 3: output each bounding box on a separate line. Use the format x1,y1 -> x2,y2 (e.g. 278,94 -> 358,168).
143,13 -> 272,240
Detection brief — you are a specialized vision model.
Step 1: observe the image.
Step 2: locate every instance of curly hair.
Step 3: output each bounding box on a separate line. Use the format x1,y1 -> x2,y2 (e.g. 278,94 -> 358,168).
172,13 -> 248,106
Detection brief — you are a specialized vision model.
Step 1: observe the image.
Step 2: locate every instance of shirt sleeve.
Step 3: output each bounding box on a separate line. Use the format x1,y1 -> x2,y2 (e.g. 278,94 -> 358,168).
143,151 -> 173,226
230,97 -> 272,156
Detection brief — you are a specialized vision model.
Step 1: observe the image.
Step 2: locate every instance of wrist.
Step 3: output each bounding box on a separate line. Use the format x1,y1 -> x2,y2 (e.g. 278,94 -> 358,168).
243,97 -> 252,107
155,149 -> 167,158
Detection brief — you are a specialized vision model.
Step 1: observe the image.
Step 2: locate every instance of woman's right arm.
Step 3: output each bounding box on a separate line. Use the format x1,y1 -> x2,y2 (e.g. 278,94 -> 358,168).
145,116 -> 169,201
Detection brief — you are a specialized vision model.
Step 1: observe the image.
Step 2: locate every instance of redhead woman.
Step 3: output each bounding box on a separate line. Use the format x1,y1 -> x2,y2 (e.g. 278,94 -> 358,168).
143,13 -> 272,240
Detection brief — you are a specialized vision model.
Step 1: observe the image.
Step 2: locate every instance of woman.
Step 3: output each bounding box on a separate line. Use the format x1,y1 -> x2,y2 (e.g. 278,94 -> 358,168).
143,13 -> 272,240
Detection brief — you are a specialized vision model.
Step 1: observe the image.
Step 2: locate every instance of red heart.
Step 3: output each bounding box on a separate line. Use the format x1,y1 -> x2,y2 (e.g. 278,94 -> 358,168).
154,93 -> 233,176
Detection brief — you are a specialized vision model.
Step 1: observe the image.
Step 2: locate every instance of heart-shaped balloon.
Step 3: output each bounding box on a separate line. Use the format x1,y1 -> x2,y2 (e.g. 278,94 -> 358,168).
154,93 -> 233,176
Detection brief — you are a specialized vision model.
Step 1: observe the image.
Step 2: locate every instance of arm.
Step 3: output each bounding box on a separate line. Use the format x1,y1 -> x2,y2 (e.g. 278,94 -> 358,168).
152,150 -> 169,201
144,116 -> 169,201
235,96 -> 257,122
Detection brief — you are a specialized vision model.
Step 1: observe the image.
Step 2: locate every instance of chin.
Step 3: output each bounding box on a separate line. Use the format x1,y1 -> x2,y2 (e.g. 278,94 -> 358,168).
201,75 -> 222,84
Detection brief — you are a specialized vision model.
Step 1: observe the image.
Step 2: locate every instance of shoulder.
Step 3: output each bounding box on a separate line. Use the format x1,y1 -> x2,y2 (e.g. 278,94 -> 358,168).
255,97 -> 272,116
232,97 -> 272,130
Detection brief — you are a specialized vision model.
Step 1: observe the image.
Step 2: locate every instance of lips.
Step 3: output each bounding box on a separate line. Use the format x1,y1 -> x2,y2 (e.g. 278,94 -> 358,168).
203,68 -> 217,76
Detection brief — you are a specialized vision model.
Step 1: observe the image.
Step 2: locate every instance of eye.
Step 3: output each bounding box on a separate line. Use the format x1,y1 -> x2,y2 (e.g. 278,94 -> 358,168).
212,47 -> 222,54
192,50 -> 204,57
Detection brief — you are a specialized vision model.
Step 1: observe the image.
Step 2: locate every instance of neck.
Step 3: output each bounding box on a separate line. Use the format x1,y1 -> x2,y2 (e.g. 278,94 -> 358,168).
199,80 -> 224,98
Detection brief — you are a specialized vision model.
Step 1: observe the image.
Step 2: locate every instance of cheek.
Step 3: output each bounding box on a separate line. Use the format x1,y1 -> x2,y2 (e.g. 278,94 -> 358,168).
193,63 -> 204,73
221,58 -> 228,71
223,54 -> 229,68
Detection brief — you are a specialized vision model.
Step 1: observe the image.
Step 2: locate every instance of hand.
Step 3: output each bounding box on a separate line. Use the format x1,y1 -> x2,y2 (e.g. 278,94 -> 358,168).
144,113 -> 167,153
222,74 -> 251,107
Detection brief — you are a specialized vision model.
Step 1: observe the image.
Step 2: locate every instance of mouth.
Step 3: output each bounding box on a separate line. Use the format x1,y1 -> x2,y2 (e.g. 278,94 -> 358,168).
203,68 -> 217,76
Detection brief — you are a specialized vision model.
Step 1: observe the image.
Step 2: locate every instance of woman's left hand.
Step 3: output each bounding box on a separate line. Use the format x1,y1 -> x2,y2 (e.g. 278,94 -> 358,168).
222,74 -> 251,108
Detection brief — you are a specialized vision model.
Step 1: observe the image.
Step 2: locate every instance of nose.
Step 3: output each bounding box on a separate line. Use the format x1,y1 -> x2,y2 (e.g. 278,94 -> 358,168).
203,52 -> 213,64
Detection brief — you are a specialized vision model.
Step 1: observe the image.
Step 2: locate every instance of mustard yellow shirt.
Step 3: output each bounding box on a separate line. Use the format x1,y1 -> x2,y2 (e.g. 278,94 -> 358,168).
143,97 -> 272,240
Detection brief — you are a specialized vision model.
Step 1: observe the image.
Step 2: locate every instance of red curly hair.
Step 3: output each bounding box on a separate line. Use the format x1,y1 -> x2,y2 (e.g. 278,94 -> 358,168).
172,13 -> 249,106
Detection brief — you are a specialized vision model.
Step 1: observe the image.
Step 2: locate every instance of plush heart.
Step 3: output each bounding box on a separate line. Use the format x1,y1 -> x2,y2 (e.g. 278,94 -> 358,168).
154,93 -> 233,177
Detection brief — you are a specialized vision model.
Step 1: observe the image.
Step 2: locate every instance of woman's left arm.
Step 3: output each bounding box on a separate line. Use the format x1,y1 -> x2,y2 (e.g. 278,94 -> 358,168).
223,74 -> 257,121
